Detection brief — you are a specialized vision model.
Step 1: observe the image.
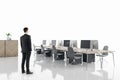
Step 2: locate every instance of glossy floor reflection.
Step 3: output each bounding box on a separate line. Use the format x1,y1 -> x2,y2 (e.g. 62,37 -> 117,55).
0,52 -> 120,80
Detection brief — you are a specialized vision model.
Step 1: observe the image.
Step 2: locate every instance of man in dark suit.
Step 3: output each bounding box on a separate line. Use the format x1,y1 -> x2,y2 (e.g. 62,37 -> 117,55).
20,27 -> 33,74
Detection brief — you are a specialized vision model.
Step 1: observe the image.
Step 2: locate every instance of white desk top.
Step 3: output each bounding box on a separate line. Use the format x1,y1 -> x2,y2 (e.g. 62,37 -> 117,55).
43,45 -> 115,54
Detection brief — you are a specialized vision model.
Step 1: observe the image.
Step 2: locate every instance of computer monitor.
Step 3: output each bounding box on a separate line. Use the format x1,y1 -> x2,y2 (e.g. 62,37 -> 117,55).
64,40 -> 70,47
81,40 -> 91,49
81,40 -> 99,49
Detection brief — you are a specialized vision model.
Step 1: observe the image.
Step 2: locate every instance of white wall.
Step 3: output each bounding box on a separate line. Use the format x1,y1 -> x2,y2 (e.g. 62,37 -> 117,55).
0,0 -> 120,52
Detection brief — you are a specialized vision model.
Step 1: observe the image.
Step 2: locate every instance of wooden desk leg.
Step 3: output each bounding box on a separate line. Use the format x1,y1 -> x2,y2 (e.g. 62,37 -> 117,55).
52,53 -> 55,62
112,53 -> 115,66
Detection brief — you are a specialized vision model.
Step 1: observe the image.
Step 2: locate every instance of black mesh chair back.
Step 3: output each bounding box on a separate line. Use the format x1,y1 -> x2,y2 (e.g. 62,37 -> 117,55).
52,45 -> 57,54
102,45 -> 109,56
41,45 -> 44,54
67,47 -> 74,59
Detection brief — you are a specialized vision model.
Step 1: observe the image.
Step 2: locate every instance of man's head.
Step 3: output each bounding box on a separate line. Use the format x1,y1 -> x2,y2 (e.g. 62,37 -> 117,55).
23,27 -> 28,33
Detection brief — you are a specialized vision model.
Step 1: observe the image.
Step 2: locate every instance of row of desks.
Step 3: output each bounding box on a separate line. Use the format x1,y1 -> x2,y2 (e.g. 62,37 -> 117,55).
44,45 -> 115,54
34,45 -> 115,67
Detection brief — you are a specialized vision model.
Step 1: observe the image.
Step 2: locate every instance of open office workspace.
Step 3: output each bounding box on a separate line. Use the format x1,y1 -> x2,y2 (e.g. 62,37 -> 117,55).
0,38 -> 117,80
34,40 -> 115,67
0,0 -> 120,80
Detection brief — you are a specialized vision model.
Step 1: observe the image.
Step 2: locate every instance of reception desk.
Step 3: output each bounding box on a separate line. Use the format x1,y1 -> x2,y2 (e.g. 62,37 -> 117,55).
0,40 -> 18,57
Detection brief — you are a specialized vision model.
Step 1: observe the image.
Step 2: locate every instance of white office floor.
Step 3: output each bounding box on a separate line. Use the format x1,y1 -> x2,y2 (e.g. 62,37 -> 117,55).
0,51 -> 120,80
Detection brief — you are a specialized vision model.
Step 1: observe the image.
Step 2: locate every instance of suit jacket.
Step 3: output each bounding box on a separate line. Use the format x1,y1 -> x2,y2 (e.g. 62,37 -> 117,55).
20,34 -> 32,52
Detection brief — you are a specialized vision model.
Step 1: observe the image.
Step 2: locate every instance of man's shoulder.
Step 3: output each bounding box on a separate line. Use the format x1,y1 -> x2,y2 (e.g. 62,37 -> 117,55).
21,34 -> 30,37
20,35 -> 23,38
27,34 -> 31,38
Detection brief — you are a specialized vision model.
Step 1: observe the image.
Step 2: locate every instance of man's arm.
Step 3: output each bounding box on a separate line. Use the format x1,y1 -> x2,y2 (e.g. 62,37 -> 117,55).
20,37 -> 22,48
28,35 -> 32,51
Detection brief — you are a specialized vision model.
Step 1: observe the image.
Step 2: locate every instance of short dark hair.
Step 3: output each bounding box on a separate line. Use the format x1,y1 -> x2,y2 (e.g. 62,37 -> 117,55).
23,27 -> 28,33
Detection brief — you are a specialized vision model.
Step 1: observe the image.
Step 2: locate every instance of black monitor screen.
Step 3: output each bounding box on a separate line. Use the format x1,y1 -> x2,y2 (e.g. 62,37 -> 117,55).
81,40 -> 91,49
64,40 -> 70,47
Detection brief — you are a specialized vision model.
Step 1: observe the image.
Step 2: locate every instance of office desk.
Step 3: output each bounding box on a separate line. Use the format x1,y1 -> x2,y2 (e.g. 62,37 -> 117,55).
43,45 -> 115,65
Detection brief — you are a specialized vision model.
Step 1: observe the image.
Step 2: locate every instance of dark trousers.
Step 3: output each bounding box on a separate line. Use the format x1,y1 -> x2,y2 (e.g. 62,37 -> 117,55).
21,52 -> 31,72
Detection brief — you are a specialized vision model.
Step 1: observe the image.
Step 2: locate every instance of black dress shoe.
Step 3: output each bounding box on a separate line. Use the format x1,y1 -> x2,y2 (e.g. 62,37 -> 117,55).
26,71 -> 33,74
22,71 -> 25,74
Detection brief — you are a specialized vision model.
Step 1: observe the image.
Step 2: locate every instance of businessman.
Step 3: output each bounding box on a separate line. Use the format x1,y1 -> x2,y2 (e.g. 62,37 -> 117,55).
20,27 -> 33,74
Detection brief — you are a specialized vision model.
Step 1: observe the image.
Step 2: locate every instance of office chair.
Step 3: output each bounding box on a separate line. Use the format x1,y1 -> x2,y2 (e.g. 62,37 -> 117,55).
96,45 -> 109,68
40,45 -> 45,54
33,44 -> 36,53
52,45 -> 64,60
41,45 -> 52,57
67,47 -> 83,65
33,44 -> 41,54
